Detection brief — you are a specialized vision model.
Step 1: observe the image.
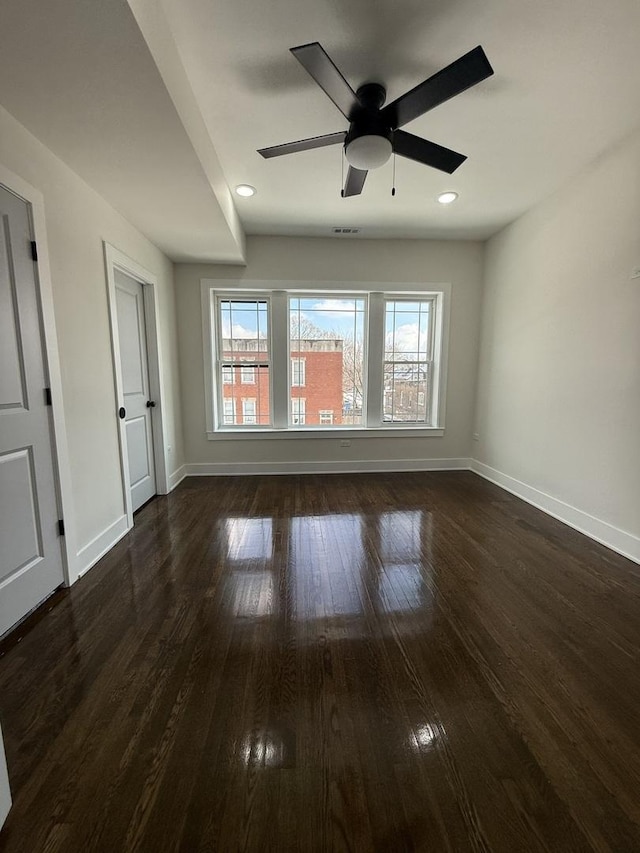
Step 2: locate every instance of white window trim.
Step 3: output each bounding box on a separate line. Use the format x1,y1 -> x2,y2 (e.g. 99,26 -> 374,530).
201,280 -> 450,440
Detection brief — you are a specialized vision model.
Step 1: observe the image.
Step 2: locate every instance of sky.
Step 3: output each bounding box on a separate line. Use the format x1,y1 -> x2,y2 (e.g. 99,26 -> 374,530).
220,297 -> 431,355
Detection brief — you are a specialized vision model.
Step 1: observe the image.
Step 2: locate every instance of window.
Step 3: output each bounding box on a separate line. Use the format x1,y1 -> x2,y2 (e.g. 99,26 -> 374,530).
240,365 -> 255,384
291,398 -> 306,425
215,297 -> 270,427
383,299 -> 434,423
208,286 -> 446,434
242,398 -> 257,424
223,398 -> 235,424
290,296 -> 365,426
291,358 -> 306,387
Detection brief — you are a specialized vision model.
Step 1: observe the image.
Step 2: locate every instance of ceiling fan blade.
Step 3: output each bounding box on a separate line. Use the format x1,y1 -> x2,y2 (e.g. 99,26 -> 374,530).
258,131 -> 346,159
382,46 -> 493,129
393,130 -> 466,173
343,166 -> 367,197
291,42 -> 359,120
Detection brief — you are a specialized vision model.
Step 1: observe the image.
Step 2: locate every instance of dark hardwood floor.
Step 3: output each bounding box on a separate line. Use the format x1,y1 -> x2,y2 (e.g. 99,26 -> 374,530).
1,472 -> 639,852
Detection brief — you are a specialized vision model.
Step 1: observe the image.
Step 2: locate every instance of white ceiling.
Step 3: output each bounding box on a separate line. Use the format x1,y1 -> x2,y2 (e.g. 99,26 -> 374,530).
0,0 -> 244,263
1,0 -> 640,260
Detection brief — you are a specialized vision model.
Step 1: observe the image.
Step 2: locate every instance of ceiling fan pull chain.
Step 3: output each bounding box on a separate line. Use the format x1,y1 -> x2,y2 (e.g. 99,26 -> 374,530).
392,152 -> 397,197
340,147 -> 345,197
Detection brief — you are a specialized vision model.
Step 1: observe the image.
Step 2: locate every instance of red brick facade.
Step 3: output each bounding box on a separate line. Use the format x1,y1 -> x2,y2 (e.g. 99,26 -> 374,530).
222,339 -> 343,426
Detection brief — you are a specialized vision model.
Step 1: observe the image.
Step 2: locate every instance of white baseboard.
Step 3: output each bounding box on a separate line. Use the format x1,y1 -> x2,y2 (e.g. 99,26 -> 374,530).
470,460 -> 640,565
73,514 -> 130,582
168,464 -> 187,491
184,458 -> 471,477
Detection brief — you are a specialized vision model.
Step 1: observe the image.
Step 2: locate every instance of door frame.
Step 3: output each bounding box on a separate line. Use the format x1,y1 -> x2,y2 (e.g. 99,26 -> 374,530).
0,163 -> 75,587
104,242 -> 168,529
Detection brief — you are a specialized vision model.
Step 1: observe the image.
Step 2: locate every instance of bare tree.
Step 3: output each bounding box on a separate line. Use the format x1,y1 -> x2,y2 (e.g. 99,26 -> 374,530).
289,313 -> 333,341
341,332 -> 364,406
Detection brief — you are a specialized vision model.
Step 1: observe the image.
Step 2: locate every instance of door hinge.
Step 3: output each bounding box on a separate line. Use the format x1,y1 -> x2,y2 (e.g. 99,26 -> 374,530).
58,519 -> 65,536
30,240 -> 38,262
44,387 -> 52,406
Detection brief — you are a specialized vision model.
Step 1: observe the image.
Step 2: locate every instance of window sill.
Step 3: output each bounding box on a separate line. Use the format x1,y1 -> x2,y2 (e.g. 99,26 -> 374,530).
206,427 -> 445,441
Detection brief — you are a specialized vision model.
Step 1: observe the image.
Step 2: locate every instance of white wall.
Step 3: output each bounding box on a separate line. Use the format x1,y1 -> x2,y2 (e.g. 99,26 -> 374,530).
175,236 -> 484,472
474,129 -> 640,560
0,104 -> 185,580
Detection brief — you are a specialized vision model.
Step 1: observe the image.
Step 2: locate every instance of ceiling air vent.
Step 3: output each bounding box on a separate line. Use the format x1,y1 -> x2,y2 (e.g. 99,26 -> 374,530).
331,227 -> 361,235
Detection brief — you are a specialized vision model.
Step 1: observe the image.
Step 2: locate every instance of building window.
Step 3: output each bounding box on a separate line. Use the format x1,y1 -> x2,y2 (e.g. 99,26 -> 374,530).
209,287 -> 446,433
242,398 -> 257,424
223,398 -> 235,424
240,365 -> 255,384
291,398 -> 306,425
291,358 -> 306,387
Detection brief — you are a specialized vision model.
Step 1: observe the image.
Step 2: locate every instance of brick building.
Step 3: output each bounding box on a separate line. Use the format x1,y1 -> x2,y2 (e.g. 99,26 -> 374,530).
382,364 -> 428,422
222,338 -> 343,426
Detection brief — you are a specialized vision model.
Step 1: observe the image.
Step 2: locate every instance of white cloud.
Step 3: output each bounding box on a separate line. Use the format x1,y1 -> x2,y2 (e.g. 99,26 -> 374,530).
310,298 -> 360,314
221,321 -> 264,339
386,322 -> 428,354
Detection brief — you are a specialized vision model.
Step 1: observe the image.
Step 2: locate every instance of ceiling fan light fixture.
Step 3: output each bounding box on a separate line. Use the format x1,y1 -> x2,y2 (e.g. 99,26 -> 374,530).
345,135 -> 393,170
235,184 -> 256,197
437,191 -> 458,204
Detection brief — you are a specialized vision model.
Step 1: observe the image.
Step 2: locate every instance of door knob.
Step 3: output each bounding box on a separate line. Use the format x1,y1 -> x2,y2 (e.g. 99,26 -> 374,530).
118,407 -> 126,419
146,400 -> 156,408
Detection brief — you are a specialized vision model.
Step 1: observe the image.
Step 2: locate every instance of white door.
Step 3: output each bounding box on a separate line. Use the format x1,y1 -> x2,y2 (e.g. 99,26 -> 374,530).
0,186 -> 64,637
0,724 -> 10,831
114,270 -> 156,513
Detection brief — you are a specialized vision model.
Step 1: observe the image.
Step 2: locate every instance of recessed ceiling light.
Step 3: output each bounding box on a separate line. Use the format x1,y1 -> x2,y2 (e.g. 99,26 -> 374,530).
438,192 -> 458,204
235,184 -> 256,197
437,191 -> 458,204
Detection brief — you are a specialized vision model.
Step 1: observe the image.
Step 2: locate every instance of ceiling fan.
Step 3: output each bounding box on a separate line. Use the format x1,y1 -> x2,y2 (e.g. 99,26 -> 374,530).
258,42 -> 494,197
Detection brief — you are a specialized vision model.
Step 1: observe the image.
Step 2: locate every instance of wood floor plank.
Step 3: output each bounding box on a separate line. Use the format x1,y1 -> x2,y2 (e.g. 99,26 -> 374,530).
1,472 -> 639,852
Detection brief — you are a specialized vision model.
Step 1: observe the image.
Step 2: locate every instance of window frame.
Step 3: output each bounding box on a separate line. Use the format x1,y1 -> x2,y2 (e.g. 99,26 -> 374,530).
212,293 -> 273,430
203,281 -> 449,440
382,296 -> 437,426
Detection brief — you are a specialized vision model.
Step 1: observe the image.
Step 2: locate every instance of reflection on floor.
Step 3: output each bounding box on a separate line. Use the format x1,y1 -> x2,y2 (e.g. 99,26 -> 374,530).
1,471 -> 639,852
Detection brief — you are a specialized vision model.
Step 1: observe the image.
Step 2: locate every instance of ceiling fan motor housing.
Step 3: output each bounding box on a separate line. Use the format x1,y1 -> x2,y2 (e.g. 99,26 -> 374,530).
345,85 -> 393,170
354,82 -> 387,111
